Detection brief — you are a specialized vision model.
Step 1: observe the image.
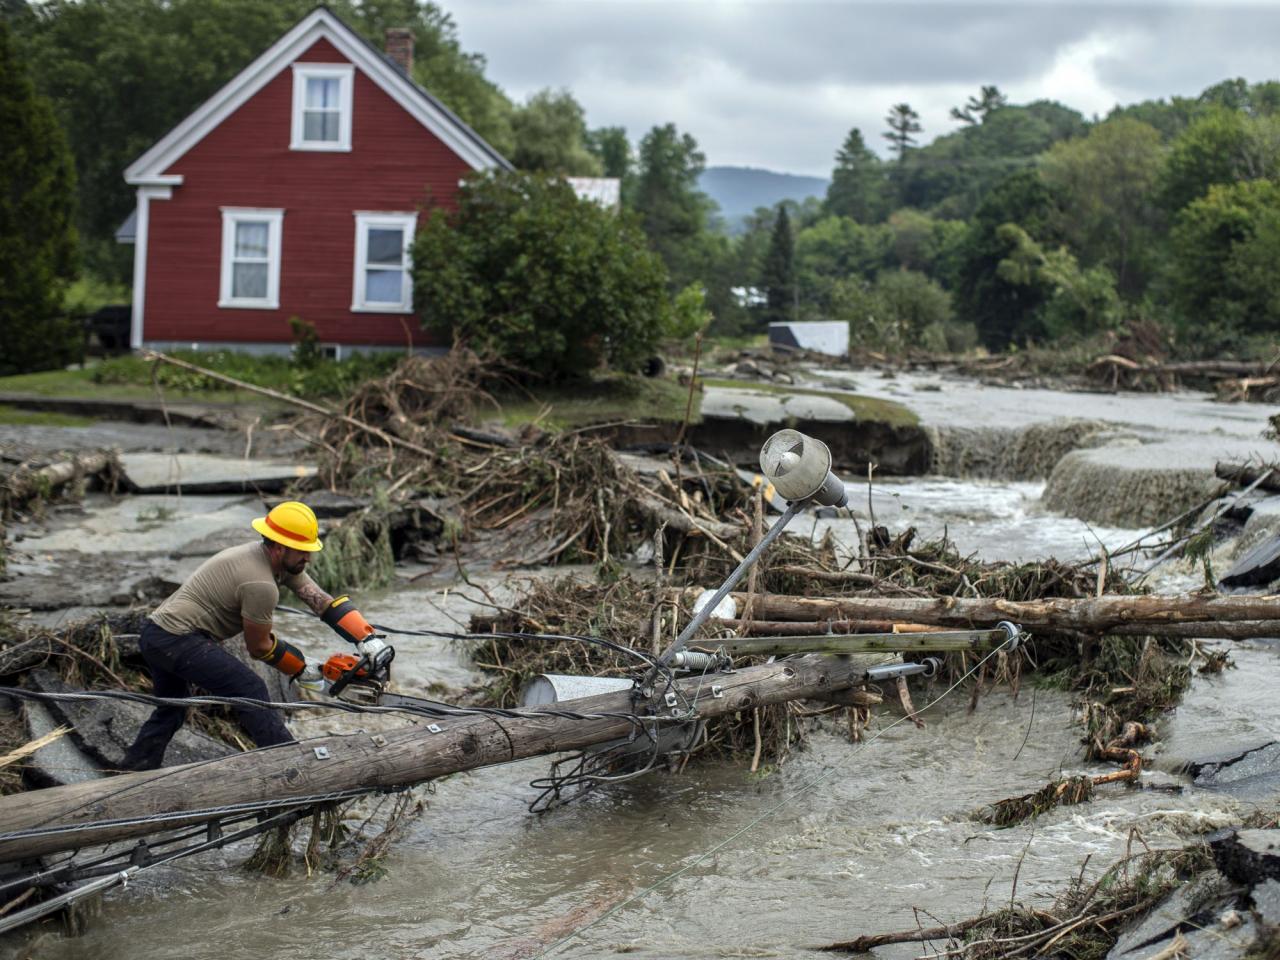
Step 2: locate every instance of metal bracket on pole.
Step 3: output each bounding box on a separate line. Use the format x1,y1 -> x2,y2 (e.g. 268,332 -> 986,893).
641,430 -> 850,694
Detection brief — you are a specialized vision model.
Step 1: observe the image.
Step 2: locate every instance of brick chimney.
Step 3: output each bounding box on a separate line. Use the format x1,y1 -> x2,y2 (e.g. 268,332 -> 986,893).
385,28 -> 414,75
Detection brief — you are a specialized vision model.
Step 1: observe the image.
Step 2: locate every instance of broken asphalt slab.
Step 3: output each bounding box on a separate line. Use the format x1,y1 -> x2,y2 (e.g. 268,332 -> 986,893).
118,451 -> 316,494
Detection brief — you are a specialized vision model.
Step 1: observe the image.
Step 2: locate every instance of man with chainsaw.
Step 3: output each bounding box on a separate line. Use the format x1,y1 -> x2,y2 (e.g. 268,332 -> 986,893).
120,500 -> 378,771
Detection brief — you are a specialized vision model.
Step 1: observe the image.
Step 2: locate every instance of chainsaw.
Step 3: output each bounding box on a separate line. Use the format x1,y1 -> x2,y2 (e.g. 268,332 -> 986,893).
316,597 -> 454,713
316,635 -> 461,715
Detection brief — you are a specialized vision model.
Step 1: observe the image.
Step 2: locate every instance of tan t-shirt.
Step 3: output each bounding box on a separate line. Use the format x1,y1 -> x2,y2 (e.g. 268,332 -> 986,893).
150,541 -> 314,641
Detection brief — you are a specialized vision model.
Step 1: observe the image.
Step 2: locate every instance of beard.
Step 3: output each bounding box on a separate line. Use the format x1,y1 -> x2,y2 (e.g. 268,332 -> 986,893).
285,556 -> 308,576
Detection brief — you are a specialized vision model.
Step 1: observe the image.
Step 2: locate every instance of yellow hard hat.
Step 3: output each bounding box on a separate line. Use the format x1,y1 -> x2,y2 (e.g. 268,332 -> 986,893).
252,501 -> 323,552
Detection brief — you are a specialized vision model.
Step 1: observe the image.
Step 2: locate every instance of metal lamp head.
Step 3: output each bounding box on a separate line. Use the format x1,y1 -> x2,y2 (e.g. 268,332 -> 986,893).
759,429 -> 848,507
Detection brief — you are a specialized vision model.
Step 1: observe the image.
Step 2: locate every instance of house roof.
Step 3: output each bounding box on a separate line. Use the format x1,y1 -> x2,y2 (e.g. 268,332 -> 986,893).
125,6 -> 511,187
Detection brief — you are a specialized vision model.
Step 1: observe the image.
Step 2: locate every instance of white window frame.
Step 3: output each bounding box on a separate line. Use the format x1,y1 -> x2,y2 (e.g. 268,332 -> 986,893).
290,63 -> 353,152
351,212 -> 416,313
218,208 -> 284,310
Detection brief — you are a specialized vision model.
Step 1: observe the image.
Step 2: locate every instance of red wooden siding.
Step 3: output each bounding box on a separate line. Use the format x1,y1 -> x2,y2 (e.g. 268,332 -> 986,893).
144,37 -> 469,347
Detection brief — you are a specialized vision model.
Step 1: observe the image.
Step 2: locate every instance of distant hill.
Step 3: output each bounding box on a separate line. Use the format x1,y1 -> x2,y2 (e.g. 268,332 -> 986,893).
698,166 -> 830,229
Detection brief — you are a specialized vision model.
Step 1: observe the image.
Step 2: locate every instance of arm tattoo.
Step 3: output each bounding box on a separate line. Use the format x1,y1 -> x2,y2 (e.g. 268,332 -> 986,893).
294,578 -> 334,617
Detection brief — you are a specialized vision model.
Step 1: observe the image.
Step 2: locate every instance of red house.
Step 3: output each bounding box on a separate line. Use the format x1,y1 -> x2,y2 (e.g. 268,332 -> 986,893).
123,7 -> 510,355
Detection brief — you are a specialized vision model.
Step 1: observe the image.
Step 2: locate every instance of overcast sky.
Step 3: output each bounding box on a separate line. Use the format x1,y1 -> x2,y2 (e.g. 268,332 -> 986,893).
449,1 -> 1280,178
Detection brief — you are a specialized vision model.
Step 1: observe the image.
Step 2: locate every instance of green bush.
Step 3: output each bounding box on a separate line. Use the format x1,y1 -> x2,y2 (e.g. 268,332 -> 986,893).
412,171 -> 672,381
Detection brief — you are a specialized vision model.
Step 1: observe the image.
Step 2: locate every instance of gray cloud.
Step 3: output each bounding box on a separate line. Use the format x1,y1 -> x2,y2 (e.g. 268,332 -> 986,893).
449,1 -> 1280,176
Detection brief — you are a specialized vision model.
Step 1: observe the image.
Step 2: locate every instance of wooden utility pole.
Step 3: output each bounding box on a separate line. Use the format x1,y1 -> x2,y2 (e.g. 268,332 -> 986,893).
672,589 -> 1280,634
0,653 -> 892,862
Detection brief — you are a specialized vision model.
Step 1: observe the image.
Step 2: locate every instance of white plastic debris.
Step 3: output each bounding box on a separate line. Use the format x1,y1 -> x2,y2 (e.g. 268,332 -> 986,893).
691,589 -> 736,621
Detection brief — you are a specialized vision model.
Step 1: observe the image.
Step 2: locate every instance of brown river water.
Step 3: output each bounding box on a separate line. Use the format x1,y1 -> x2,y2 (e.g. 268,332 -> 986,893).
7,377 -> 1280,959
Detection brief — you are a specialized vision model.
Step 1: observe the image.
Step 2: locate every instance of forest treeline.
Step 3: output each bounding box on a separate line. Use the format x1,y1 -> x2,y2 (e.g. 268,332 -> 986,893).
3,0 -> 1279,376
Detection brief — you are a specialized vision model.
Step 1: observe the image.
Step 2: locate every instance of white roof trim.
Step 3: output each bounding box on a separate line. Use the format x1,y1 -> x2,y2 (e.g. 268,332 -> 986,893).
125,8 -> 506,185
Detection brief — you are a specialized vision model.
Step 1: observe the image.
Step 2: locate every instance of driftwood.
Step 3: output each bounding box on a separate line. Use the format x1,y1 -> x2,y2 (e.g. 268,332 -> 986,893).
1216,376 -> 1280,403
1215,461 -> 1280,493
3,451 -> 114,506
706,618 -> 944,636
673,588 -> 1280,635
144,351 -> 437,459
821,915 -> 987,952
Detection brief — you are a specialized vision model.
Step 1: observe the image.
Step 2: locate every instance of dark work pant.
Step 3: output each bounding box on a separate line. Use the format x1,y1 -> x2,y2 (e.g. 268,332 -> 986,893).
120,620 -> 294,771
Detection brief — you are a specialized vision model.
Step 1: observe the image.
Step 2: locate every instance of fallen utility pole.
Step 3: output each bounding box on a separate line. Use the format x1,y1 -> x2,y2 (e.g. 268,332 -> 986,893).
671,589 -> 1280,635
0,653 -> 891,863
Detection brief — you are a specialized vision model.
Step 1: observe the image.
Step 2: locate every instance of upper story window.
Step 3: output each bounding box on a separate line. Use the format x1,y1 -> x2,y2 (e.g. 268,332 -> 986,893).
352,212 -> 416,313
219,208 -> 283,309
291,63 -> 353,151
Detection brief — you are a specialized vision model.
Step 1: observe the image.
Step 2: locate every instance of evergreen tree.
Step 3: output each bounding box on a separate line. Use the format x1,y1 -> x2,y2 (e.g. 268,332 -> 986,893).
0,20 -> 79,376
825,128 -> 884,222
759,205 -> 795,327
950,85 -> 1008,125
883,103 -> 922,160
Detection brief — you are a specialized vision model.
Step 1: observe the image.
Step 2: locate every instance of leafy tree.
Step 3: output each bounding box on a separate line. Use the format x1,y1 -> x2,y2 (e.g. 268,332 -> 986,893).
835,269 -> 951,352
1159,107 -> 1280,214
953,169 -> 1065,348
0,19 -> 79,375
630,123 -> 717,291
759,204 -> 795,326
509,88 -> 601,175
950,85 -> 1008,125
1166,178 -> 1280,347
793,214 -> 892,318
412,171 -> 671,380
825,127 -> 884,222
896,100 -> 1085,219
886,208 -> 938,272
586,126 -> 632,179
874,269 -> 952,342
995,224 -> 1121,339
1039,116 -> 1164,298
883,103 -> 922,160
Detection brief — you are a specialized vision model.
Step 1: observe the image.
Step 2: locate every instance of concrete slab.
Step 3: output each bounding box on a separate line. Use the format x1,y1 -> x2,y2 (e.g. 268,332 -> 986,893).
23,699 -> 104,786
10,493 -> 262,557
701,385 -> 854,425
28,669 -> 235,771
119,451 -> 316,494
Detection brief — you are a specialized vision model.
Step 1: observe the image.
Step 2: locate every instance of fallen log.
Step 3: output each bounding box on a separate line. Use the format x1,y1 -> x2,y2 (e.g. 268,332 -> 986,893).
704,618 -> 945,636
672,588 -> 1280,634
0,653 -> 887,862
1105,620 -> 1280,639
1215,461 -> 1280,493
2,451 -> 115,507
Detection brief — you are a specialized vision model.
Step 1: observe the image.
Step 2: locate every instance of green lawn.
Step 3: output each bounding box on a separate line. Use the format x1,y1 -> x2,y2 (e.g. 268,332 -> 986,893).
0,366 -> 253,404
492,374 -> 699,429
700,378 -> 919,427
0,403 -> 96,427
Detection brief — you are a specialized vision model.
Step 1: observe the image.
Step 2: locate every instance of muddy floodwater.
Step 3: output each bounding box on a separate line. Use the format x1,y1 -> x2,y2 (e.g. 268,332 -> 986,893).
8,377 -> 1280,959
